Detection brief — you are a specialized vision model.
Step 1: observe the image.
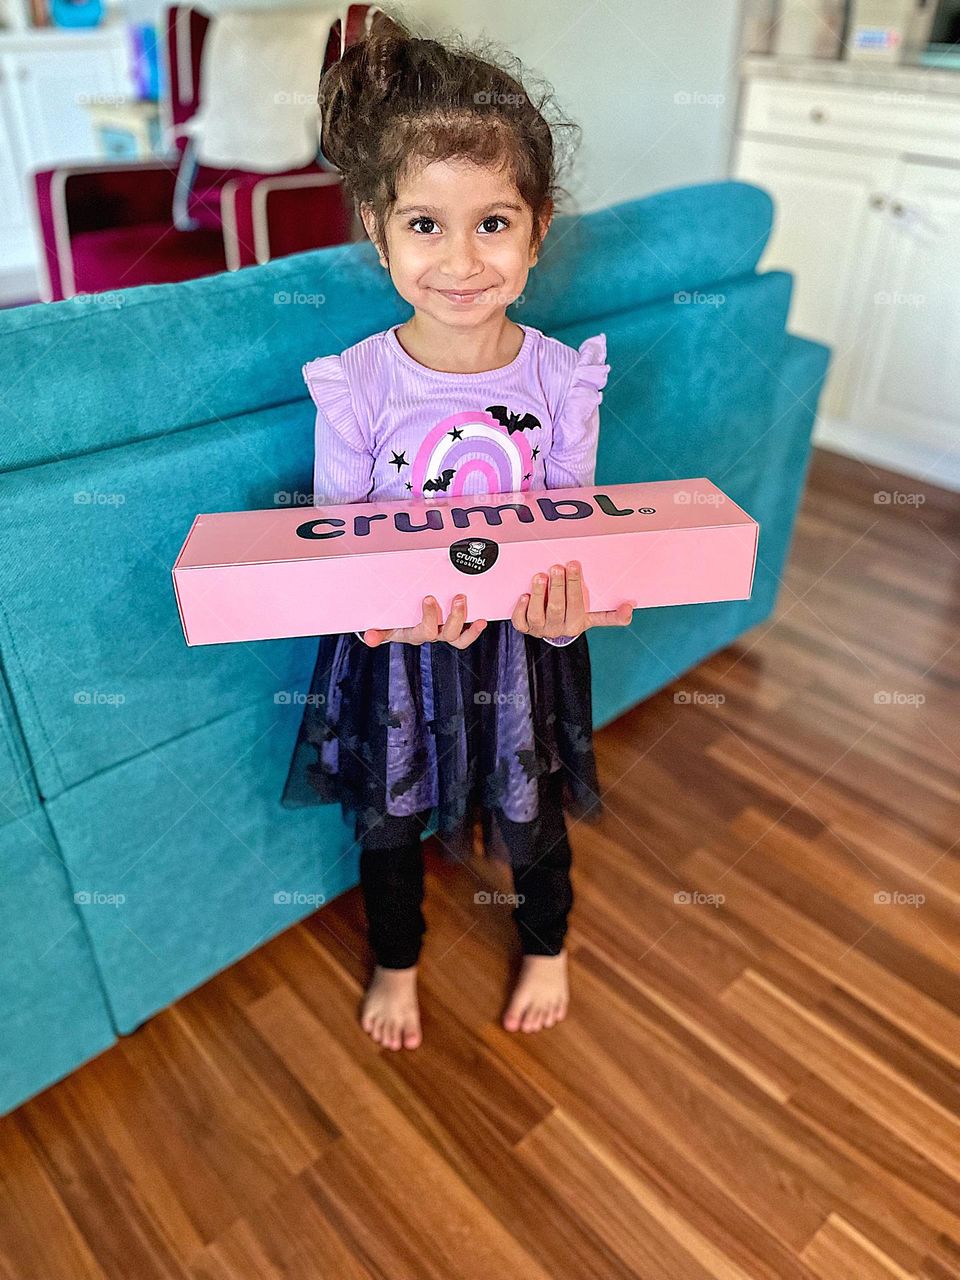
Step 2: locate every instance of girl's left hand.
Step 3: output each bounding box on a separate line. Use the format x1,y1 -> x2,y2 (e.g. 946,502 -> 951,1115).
511,561 -> 636,641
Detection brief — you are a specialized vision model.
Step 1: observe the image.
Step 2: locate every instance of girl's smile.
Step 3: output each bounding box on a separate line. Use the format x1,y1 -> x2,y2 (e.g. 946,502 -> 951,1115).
435,286 -> 490,304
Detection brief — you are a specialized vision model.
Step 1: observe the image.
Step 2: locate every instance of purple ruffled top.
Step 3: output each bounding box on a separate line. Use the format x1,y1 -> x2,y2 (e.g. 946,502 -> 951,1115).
304,321 -> 610,821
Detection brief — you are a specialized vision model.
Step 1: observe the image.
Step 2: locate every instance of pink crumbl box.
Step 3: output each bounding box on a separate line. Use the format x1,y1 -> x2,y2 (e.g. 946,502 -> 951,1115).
172,477 -> 759,646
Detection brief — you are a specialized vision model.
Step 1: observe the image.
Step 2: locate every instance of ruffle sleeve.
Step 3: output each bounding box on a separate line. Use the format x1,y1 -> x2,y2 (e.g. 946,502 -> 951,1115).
303,356 -> 376,645
543,333 -> 610,492
302,355 -> 375,507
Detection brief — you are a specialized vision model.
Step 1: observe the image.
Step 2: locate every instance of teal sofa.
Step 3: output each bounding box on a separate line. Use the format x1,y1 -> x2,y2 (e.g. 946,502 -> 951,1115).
0,180 -> 830,1113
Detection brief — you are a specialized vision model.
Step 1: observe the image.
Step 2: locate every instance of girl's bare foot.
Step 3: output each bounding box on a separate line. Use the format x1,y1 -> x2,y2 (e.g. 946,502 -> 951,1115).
502,950 -> 569,1032
361,964 -> 422,1049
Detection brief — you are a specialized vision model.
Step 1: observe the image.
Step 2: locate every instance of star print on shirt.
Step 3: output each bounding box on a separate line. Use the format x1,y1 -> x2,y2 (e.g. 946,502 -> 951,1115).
390,450 -> 409,472
449,426 -> 464,441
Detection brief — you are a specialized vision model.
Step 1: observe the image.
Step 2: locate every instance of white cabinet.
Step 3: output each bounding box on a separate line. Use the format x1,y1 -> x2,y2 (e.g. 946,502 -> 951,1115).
732,72 -> 960,490
0,26 -> 133,303
846,158 -> 960,473
735,138 -> 896,420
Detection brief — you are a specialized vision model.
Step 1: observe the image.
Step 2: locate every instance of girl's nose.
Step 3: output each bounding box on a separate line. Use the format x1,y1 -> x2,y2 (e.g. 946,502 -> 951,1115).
439,234 -> 483,279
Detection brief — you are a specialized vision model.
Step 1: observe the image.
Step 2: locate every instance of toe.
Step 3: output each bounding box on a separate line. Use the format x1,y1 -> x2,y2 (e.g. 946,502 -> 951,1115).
503,1000 -> 527,1031
403,1018 -> 422,1049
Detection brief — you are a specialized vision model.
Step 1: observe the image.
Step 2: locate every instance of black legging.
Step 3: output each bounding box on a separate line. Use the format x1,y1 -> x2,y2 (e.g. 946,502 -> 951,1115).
359,771 -> 575,968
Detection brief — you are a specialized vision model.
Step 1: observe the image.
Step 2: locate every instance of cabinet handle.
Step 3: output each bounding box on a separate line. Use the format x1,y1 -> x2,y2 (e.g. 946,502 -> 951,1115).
890,201 -> 905,217
869,194 -> 886,209
810,107 -> 827,123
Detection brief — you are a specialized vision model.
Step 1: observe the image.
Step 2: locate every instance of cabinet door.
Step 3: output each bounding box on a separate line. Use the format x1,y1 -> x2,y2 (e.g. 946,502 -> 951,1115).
6,36 -> 132,171
846,157 -> 960,486
733,136 -> 896,418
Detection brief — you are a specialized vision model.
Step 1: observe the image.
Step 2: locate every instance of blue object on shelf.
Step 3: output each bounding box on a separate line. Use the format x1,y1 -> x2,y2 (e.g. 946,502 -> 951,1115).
130,23 -> 162,101
50,0 -> 103,27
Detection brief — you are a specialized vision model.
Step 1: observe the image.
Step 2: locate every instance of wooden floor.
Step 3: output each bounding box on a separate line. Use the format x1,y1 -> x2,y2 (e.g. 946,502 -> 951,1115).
2,447 -> 959,1280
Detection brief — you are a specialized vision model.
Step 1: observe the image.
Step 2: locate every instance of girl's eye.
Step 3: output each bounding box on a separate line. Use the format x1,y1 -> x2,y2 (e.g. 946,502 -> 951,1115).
406,215 -> 510,235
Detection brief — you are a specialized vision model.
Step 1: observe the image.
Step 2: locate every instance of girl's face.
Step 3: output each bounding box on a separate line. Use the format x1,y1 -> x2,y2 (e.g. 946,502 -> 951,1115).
361,157 -> 552,328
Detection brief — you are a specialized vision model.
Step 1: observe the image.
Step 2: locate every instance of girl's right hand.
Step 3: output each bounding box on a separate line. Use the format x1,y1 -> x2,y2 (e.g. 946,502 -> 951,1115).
359,595 -> 488,649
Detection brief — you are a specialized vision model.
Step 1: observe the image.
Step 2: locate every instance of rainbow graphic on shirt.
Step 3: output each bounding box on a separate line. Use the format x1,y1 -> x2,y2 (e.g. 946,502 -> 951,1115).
411,410 -> 536,498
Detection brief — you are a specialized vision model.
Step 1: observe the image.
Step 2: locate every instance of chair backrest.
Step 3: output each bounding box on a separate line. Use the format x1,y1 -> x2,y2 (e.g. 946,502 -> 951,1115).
164,3 -> 210,139
163,2 -> 377,232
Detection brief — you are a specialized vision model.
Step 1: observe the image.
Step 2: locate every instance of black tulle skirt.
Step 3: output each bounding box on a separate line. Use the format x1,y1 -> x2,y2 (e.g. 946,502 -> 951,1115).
279,620 -> 602,869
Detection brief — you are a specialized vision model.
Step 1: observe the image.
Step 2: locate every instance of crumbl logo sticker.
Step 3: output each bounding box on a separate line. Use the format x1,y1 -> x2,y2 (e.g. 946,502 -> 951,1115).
449,537 -> 499,575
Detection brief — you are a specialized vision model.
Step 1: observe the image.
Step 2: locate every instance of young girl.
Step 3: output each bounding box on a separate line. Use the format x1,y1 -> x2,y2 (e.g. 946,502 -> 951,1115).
280,10 -> 636,1051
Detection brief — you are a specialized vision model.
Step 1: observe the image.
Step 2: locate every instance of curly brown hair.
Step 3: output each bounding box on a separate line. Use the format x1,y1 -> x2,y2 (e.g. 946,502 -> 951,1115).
318,6 -> 582,263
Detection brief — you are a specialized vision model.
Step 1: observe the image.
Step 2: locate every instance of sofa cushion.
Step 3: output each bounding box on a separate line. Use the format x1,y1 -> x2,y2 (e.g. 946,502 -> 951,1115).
0,805 -> 116,1112
45,696 -> 356,1033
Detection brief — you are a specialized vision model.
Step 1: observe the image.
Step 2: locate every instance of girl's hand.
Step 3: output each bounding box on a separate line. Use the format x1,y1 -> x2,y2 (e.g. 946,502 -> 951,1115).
359,594 -> 488,649
511,561 -> 635,640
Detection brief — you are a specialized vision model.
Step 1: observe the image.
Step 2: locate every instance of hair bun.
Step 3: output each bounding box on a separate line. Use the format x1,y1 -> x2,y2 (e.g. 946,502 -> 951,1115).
319,12 -> 416,173
364,13 -> 414,98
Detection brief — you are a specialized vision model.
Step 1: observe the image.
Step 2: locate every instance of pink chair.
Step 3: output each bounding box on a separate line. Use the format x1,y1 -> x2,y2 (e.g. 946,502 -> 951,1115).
31,3 -> 380,300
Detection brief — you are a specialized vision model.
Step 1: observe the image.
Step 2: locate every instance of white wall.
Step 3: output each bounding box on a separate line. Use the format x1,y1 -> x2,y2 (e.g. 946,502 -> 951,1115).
400,0 -> 744,212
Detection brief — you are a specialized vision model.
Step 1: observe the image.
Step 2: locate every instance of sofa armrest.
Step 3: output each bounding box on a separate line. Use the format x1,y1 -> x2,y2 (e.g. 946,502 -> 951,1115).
219,172 -> 353,271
